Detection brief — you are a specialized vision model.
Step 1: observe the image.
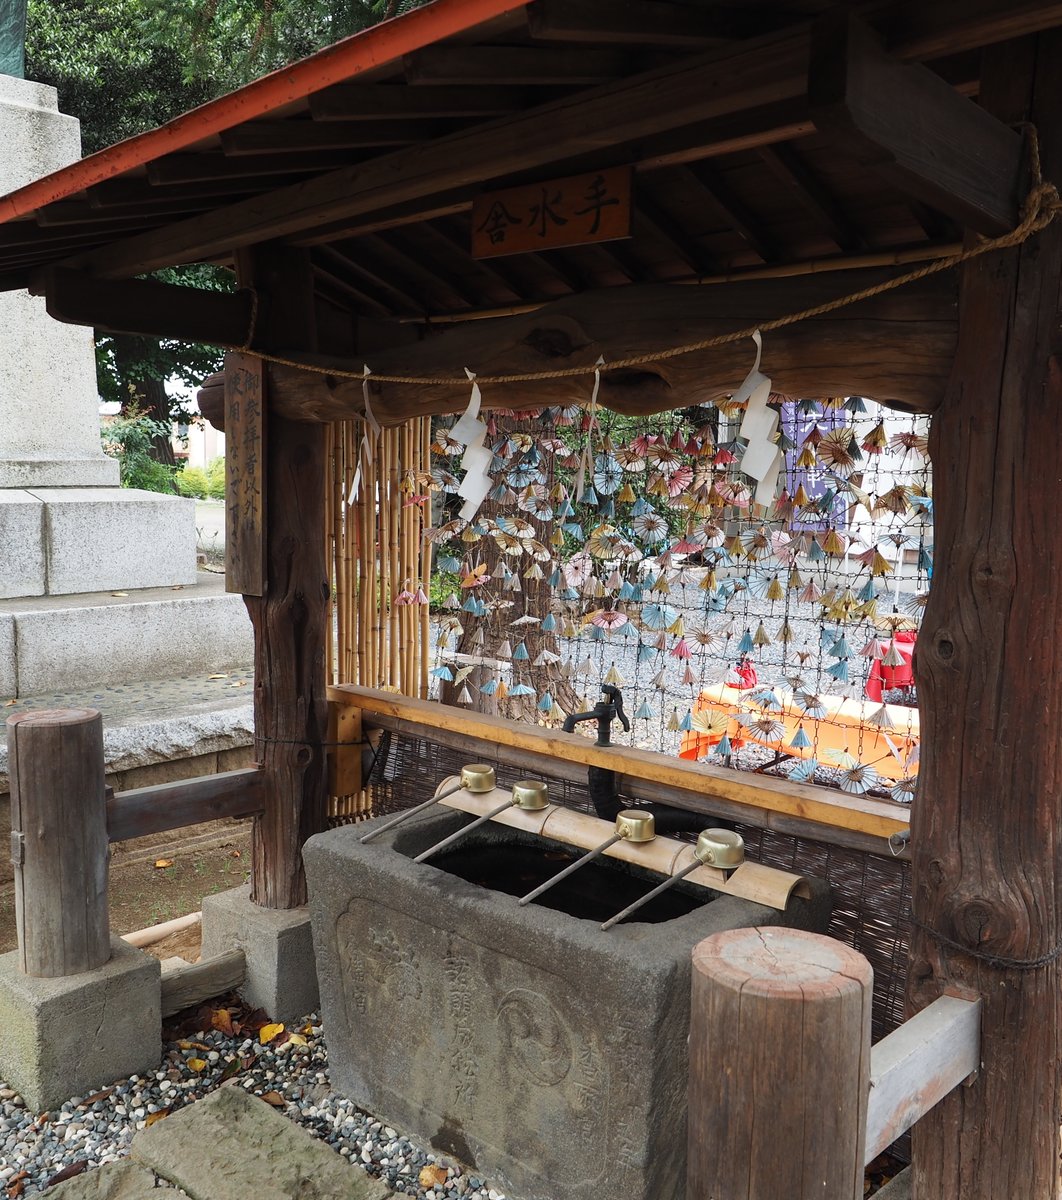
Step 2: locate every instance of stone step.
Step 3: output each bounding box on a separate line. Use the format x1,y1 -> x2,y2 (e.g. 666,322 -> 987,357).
49,1160 -> 175,1198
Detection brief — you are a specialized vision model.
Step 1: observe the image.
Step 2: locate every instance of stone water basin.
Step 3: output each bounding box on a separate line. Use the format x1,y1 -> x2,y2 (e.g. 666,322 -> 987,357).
305,799 -> 831,1200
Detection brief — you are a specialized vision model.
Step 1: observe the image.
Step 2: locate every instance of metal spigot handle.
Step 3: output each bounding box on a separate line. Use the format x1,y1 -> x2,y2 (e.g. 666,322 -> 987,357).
601,683 -> 630,732
517,833 -> 623,906
413,796 -> 515,863
360,781 -> 463,843
600,858 -> 701,931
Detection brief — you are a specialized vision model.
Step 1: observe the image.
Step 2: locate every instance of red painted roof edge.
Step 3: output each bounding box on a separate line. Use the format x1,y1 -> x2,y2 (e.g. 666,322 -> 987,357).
0,0 -> 529,225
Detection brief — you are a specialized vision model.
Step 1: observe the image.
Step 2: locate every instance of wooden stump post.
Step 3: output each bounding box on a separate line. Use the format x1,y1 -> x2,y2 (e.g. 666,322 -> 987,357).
6,708 -> 110,977
688,927 -> 872,1200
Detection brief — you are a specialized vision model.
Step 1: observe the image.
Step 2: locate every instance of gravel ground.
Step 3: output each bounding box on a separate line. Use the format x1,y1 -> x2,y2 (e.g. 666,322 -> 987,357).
0,1010 -> 503,1199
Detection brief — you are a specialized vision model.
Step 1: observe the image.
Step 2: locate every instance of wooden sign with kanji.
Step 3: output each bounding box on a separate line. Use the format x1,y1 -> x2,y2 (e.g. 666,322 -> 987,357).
471,166 -> 632,258
224,351 -> 267,596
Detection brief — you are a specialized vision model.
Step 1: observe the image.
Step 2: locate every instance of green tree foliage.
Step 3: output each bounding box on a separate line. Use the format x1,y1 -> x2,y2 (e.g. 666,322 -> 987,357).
25,0 -> 429,456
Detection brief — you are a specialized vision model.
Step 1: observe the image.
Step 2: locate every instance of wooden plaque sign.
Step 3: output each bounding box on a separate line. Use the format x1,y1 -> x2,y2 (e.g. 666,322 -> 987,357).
471,165 -> 632,259
224,351 -> 266,596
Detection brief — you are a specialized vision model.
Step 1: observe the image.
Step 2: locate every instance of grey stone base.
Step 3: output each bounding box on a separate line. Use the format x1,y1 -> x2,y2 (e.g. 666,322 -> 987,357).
0,937 -> 161,1112
873,1168 -> 912,1199
0,487 -> 197,599
200,885 -> 319,1024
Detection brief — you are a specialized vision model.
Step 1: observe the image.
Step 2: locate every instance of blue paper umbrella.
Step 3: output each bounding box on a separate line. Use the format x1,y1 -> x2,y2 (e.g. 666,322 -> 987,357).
788,724 -> 813,750
819,625 -> 838,650
508,683 -> 535,697
858,578 -> 877,602
512,641 -> 530,661
788,757 -> 820,782
593,454 -> 624,496
541,612 -> 557,633
713,734 -> 733,760
637,643 -> 658,664
678,709 -> 694,732
828,635 -> 851,659
588,625 -> 606,642
479,677 -> 499,695
737,628 -> 755,656
538,691 -> 554,712
825,659 -> 850,684
642,603 -> 680,630
634,699 -> 655,721
429,665 -> 454,681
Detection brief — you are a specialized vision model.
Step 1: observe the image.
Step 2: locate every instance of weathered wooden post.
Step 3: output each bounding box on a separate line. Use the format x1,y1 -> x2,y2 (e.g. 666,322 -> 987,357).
688,926 -> 872,1200
910,30 -> 1062,1200
6,708 -> 109,976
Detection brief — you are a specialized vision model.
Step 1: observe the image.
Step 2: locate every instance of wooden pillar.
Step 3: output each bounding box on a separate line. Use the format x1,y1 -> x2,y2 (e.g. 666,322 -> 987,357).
6,709 -> 109,976
910,32 -> 1062,1199
688,927 -> 872,1200
237,245 -> 330,909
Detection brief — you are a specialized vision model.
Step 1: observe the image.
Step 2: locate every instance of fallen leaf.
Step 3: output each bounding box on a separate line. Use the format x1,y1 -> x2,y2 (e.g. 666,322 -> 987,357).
300,1023 -> 314,1036
260,1091 -> 286,1107
44,1161 -> 87,1187
110,591 -> 129,597
187,1057 -> 207,1073
3,700 -> 15,707
144,1109 -> 170,1127
207,674 -> 229,680
228,680 -> 247,688
171,585 -> 185,591
211,1008 -> 234,1036
77,1087 -> 114,1107
286,1033 -> 308,1047
228,849 -> 242,859
418,1165 -> 448,1188
259,1022 -> 285,1045
153,859 -> 174,869
219,1058 -> 241,1082
178,1040 -> 210,1053
6,1179 -> 23,1198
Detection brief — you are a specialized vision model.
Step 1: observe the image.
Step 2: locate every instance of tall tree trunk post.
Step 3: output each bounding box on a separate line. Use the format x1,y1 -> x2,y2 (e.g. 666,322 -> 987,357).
910,33 -> 1062,1198
238,245 -> 330,909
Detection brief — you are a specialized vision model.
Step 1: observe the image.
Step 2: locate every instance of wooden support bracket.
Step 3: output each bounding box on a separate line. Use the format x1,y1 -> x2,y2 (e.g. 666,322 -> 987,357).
865,993 -> 982,1162
327,702 -> 362,797
809,11 -> 1023,236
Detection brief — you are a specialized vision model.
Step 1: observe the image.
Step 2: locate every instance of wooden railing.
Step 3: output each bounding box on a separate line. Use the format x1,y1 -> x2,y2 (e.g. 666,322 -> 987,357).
328,685 -> 911,856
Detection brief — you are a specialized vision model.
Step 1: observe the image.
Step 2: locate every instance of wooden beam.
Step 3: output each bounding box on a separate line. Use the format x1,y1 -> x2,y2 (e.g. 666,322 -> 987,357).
68,32 -> 813,278
309,83 -> 534,121
106,768 -> 264,843
257,270 -> 956,420
329,685 -> 911,841
146,151 -> 358,186
525,0 -> 751,46
681,161 -> 780,263
219,119 -> 457,156
887,0 -> 1062,61
161,950 -> 246,1018
757,143 -> 866,252
313,244 -> 424,315
36,198 -> 215,227
39,268 -> 253,344
865,995 -> 981,1164
810,11 -> 1023,236
403,45 -> 631,85
240,245 -> 330,911
910,31 -> 1062,1200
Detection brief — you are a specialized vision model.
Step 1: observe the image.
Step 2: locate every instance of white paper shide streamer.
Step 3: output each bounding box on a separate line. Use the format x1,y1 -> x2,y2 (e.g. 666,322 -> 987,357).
735,331 -> 782,508
349,364 -> 382,502
453,369 -> 492,521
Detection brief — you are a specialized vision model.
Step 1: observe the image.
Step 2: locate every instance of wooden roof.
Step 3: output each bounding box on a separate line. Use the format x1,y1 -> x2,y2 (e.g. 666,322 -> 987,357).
1,0 -> 1058,330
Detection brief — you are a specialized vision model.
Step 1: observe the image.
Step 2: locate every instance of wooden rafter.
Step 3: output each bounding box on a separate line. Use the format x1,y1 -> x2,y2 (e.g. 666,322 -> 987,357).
757,143 -> 867,252
308,83 -> 534,121
402,45 -> 632,85
680,161 -> 780,263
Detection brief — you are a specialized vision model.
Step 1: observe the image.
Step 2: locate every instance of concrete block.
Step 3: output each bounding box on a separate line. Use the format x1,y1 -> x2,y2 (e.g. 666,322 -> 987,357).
0,615 -> 13,698
200,886 -> 318,1024
0,492 -> 45,598
49,1160 -> 165,1199
305,813 -> 830,1200
132,1085 -> 390,1200
29,488 -> 196,594
13,593 -> 252,694
0,937 -> 161,1112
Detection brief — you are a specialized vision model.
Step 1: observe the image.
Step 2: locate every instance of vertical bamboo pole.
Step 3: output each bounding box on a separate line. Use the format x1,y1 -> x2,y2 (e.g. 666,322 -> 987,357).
420,416 -> 432,700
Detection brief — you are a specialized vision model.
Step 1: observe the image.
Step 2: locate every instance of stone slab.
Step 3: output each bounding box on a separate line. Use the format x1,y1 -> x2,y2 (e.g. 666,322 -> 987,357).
28,488 -> 196,594
305,811 -> 832,1200
12,591 -> 252,695
0,616 -> 13,698
0,491 -> 45,598
131,1081 -> 391,1200
200,886 -> 319,1025
49,1160 -> 171,1199
0,937 -> 161,1112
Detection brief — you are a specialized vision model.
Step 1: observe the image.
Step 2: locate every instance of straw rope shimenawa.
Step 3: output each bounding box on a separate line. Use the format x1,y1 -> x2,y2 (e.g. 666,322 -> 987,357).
233,124 -> 1062,390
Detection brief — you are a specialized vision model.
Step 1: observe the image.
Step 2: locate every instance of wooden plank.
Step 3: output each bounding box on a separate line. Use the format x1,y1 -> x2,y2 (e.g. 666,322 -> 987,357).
67,33 -> 813,279
810,11 -> 1022,236
471,166 -> 631,258
146,152 -> 359,186
330,686 -> 911,839
909,32 -> 1062,1200
220,119 -> 455,156
689,929 -> 872,1199
105,768 -> 265,843
525,0 -> 751,46
865,994 -> 981,1163
680,161 -> 779,263
161,950 -> 246,1018
41,269 -> 253,344
7,708 -> 109,978
224,353 -> 267,597
757,143 -> 866,252
328,704 -> 362,797
309,83 -> 533,121
403,45 -> 630,85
